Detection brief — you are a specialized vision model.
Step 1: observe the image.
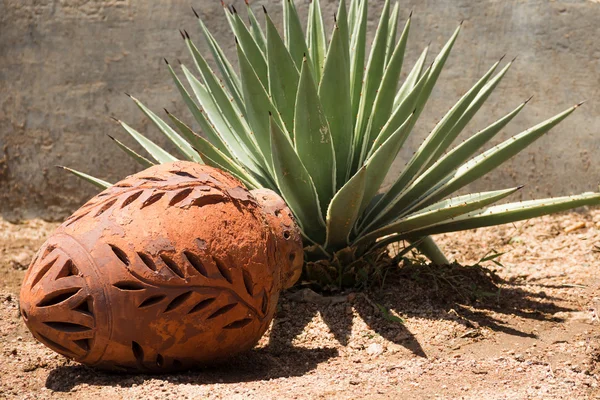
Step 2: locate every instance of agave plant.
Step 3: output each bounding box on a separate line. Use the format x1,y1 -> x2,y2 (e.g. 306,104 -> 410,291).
67,0 -> 600,287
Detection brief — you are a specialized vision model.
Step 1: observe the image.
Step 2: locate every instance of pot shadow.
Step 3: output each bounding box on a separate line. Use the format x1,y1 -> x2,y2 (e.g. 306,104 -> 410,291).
269,262 -> 575,359
45,346 -> 338,392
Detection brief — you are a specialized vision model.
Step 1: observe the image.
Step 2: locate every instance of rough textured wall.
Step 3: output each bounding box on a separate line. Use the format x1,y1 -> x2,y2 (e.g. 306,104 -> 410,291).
1,0 -> 599,221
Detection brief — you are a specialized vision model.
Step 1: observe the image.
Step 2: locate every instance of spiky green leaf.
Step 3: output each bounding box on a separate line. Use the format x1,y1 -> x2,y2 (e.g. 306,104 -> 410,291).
128,95 -> 201,162
282,0 -> 309,69
407,192 -> 600,237
59,166 -> 111,189
108,135 -> 155,168
270,115 -> 325,242
306,0 -> 327,82
118,120 -> 178,164
352,0 -> 391,169
246,3 -> 267,54
266,12 -> 300,133
294,59 -> 336,211
194,16 -> 244,110
326,167 -> 367,249
357,187 -> 522,245
320,22 -> 352,188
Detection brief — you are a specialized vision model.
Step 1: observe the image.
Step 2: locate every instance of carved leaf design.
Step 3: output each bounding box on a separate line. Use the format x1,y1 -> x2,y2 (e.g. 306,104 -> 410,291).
23,243 -> 97,360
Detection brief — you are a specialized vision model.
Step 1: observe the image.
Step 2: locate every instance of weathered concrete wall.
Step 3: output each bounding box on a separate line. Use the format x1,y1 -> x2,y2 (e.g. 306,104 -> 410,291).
1,0 -> 599,220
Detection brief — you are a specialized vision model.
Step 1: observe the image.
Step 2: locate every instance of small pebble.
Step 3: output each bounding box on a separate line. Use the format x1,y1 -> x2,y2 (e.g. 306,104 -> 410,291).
366,343 -> 384,356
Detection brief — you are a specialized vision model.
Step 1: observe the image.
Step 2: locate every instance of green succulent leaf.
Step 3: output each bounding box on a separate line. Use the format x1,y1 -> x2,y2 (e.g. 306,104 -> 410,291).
360,13 -> 410,164
228,8 -> 268,85
180,64 -> 261,171
320,21 -> 352,188
107,135 -> 155,168
359,112 -> 415,216
326,167 -> 367,249
394,46 -> 429,109
306,0 -> 327,82
166,63 -> 233,158
349,0 -> 368,125
424,103 -> 582,205
385,3 -> 400,66
352,0 -> 391,169
384,99 -> 530,219
59,166 -> 111,189
270,115 -> 326,242
181,124 -> 261,189
237,41 -> 284,172
128,94 -> 201,162
407,192 -> 600,237
294,59 -> 337,211
118,120 -> 178,164
246,3 -> 267,54
348,0 -> 359,33
424,59 -> 514,169
368,62 -> 430,156
184,35 -> 262,164
336,0 -> 351,66
266,11 -> 300,133
282,0 -> 309,70
356,187 -> 523,246
194,15 -> 244,110
377,45 -> 496,215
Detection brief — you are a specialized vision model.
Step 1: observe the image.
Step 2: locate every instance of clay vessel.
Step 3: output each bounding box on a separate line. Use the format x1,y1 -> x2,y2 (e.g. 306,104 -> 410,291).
19,161 -> 303,372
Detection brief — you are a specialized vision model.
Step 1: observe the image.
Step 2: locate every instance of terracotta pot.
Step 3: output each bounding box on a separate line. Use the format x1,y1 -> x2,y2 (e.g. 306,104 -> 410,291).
19,161 -> 303,372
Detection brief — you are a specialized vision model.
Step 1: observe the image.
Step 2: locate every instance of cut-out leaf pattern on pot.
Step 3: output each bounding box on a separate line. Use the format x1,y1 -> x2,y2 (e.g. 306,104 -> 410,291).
20,162 -> 303,372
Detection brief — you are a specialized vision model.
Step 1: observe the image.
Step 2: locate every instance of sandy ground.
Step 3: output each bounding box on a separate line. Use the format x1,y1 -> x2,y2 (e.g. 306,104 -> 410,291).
1,209 -> 599,399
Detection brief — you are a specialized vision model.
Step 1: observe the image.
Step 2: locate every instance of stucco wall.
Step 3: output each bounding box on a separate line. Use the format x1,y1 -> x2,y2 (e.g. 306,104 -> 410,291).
1,0 -> 599,220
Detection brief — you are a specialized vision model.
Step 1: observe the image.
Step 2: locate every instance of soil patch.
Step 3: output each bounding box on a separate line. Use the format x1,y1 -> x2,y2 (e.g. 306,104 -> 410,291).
1,210 -> 599,399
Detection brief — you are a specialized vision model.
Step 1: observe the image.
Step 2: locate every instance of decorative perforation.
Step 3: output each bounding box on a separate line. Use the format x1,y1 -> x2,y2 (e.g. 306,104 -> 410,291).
60,168 -> 241,233
23,244 -> 97,360
107,241 -> 267,331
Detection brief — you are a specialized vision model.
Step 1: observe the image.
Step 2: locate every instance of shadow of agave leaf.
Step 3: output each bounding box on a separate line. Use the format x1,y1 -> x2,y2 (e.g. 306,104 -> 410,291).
45,346 -> 338,391
351,294 -> 428,358
270,261 -> 575,359
318,301 -> 353,346
270,288 -> 427,357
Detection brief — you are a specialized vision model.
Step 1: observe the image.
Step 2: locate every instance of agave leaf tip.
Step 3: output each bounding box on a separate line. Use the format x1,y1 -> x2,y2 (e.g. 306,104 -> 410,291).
576,100 -> 586,107
262,5 -> 267,14
525,95 -> 534,104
